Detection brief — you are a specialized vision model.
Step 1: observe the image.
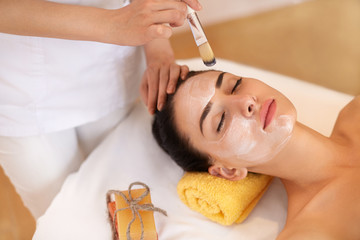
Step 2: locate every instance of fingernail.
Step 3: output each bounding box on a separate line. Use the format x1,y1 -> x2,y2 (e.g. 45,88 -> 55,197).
167,86 -> 174,93
158,103 -> 163,111
149,107 -> 154,114
197,2 -> 202,10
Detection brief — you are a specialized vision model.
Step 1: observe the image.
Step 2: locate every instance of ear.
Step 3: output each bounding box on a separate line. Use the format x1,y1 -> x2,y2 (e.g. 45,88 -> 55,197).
208,165 -> 248,181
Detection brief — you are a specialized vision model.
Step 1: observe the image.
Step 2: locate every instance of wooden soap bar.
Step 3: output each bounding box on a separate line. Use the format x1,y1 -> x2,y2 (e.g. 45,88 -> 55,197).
114,188 -> 158,240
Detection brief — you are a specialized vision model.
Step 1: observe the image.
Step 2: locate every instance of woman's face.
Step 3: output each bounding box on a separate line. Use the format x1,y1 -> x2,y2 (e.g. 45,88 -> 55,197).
173,71 -> 297,169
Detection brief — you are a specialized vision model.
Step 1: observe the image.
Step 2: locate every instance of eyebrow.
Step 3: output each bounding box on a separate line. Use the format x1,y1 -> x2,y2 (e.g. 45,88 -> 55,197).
199,72 -> 226,134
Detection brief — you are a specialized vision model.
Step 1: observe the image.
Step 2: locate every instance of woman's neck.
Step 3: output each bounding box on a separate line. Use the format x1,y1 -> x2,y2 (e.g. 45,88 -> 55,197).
249,122 -> 346,219
249,122 -> 341,187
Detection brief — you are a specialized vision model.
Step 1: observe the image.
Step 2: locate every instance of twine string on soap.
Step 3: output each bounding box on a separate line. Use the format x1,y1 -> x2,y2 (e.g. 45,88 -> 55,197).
107,182 -> 167,240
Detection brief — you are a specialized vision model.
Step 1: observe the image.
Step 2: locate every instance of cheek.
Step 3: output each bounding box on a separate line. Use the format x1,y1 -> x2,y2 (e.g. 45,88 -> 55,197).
210,116 -> 258,159
209,114 -> 295,164
247,115 -> 294,162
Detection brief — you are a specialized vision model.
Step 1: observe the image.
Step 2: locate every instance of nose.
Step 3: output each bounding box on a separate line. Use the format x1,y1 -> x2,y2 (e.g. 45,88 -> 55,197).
229,95 -> 257,118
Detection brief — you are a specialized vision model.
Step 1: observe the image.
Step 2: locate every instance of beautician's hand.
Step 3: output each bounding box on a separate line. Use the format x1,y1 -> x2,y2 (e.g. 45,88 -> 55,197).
0,0 -> 201,46
107,0 -> 202,45
141,38 -> 189,114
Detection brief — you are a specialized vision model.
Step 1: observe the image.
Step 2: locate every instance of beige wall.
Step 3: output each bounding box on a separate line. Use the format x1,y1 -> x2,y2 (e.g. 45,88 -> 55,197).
175,0 -> 310,33
171,0 -> 360,95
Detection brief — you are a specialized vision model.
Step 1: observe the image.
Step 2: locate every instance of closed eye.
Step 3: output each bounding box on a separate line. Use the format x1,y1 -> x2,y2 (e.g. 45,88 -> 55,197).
217,112 -> 225,132
231,77 -> 242,94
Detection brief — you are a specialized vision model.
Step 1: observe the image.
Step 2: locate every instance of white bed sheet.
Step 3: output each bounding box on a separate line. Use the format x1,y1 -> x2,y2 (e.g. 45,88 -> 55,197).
33,58 -> 353,240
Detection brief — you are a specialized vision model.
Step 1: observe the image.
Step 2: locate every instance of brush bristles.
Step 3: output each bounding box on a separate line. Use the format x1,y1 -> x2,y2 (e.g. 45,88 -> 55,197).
198,42 -> 216,67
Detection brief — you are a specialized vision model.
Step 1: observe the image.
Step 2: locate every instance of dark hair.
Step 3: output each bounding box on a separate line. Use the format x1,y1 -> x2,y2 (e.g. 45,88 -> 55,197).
152,71 -> 212,172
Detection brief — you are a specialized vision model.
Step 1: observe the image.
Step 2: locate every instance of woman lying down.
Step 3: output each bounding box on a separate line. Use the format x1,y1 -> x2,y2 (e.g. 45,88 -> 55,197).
152,70 -> 360,239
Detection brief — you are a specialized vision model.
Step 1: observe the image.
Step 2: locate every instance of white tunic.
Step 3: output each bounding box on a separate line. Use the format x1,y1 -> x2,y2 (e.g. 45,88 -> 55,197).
0,0 -> 145,137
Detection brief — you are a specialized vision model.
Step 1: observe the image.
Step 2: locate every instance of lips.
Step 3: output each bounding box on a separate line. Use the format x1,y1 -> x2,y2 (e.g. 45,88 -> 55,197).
260,99 -> 276,129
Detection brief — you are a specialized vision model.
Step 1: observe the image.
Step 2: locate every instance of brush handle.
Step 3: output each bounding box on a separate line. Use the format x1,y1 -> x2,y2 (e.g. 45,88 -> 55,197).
186,6 -> 207,46
187,5 -> 195,14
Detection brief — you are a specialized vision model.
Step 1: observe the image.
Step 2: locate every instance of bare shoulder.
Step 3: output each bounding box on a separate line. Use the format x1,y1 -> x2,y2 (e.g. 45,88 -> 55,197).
331,95 -> 360,142
277,223 -> 341,240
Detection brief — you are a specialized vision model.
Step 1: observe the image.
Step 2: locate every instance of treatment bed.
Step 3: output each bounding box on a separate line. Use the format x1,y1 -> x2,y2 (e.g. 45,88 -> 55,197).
33,58 -> 353,240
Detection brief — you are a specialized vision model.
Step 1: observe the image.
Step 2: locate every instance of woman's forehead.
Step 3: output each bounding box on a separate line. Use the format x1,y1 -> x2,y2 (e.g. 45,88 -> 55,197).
172,72 -> 213,135
185,74 -> 216,99
175,71 -> 220,108
177,71 -> 241,99
172,71 -> 232,137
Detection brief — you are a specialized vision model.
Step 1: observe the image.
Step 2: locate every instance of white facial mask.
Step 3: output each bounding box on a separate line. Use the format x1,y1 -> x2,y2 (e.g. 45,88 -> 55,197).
177,73 -> 295,166
211,113 -> 295,164
182,79 -> 215,128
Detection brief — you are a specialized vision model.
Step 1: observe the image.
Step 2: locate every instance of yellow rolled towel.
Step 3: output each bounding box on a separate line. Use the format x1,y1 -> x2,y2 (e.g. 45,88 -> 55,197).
177,172 -> 273,226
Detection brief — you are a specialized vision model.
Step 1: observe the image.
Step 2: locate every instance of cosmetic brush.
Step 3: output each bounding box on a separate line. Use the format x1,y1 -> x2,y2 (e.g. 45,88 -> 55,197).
186,6 -> 216,67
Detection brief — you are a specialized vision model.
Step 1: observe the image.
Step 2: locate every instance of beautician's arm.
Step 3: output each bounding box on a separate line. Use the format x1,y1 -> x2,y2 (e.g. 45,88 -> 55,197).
0,0 -> 201,46
141,38 -> 189,114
